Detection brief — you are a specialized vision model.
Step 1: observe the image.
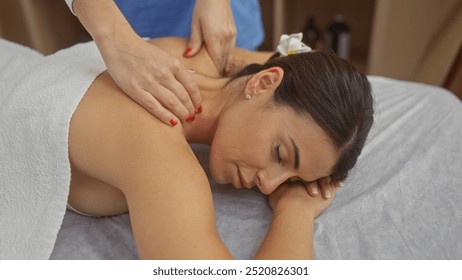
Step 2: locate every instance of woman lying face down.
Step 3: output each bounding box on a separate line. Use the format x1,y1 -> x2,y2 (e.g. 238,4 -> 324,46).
209,51 -> 373,195
68,37 -> 373,259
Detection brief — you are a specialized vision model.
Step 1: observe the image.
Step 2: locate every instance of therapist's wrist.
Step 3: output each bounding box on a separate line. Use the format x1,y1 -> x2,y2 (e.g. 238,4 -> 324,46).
91,9 -> 139,49
95,28 -> 142,61
72,0 -> 135,48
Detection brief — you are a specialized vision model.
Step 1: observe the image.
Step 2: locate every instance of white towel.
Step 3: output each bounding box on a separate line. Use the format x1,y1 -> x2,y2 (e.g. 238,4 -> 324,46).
0,39 -> 106,259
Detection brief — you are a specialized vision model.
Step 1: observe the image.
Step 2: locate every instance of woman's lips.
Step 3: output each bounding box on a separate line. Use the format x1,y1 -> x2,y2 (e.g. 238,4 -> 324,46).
233,165 -> 243,188
237,166 -> 250,188
233,165 -> 254,189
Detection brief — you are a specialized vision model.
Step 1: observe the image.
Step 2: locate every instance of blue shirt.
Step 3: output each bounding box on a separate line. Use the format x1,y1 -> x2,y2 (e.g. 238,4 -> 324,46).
114,0 -> 264,50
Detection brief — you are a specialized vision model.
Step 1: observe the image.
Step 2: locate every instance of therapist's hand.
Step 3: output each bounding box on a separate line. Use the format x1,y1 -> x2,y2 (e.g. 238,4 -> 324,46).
100,33 -> 202,125
73,0 -> 202,125
186,0 -> 237,75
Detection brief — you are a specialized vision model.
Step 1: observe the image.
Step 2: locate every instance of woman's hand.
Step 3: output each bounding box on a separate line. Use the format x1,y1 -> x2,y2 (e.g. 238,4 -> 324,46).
306,177 -> 344,199
99,33 -> 202,125
186,0 -> 237,75
269,180 -> 338,219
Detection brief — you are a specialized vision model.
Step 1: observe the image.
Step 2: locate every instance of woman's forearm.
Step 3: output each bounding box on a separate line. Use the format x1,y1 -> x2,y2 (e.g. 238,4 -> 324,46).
254,202 -> 315,259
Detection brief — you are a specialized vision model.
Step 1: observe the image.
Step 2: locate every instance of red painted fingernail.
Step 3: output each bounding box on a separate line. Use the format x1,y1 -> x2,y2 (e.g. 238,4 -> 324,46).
183,47 -> 192,57
197,106 -> 203,114
186,115 -> 196,122
169,118 -> 178,126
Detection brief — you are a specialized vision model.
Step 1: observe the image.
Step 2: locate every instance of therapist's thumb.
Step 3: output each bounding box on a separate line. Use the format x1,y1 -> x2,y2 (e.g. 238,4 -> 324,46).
185,24 -> 203,58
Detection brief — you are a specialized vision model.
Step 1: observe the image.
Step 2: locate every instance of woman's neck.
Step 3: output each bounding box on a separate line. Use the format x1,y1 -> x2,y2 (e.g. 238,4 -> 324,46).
181,74 -> 237,145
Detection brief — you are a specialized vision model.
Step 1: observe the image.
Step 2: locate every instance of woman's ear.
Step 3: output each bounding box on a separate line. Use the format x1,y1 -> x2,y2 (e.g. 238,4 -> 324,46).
245,67 -> 284,96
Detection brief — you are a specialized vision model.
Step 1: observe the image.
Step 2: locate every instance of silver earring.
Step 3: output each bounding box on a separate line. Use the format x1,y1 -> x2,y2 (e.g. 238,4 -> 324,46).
245,94 -> 252,100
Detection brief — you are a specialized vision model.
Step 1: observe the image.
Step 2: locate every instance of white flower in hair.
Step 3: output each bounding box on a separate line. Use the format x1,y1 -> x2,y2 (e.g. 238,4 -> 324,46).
277,33 -> 312,56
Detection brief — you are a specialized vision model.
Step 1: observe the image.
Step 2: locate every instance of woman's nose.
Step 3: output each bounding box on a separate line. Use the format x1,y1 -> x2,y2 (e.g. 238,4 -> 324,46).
256,170 -> 288,195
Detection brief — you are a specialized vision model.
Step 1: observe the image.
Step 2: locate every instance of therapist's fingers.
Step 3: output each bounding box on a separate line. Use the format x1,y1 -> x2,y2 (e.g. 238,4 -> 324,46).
206,38 -> 226,75
185,18 -> 203,58
223,53 -> 234,76
207,33 -> 236,76
220,35 -> 235,76
133,60 -> 197,123
174,69 -> 202,114
131,88 -> 183,126
156,76 -> 197,119
188,0 -> 236,74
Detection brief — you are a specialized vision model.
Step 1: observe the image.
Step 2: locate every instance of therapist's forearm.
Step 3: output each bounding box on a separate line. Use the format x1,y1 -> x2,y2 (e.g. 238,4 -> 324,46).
72,0 -> 138,48
254,202 -> 315,259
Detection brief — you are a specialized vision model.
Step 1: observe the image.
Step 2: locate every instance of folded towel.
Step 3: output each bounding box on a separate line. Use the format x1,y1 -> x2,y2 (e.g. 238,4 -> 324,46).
0,39 -> 106,259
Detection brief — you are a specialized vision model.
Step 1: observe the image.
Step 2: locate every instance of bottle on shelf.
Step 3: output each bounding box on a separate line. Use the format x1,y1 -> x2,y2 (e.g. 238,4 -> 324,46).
325,14 -> 350,60
302,17 -> 321,49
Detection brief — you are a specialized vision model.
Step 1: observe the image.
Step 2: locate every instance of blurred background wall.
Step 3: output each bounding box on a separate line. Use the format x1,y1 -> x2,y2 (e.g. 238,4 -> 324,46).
0,0 -> 88,54
1,0 -> 460,98
259,0 -> 461,98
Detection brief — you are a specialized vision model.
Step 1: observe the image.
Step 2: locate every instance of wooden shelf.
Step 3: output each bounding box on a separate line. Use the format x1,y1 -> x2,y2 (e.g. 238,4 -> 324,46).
259,0 -> 376,73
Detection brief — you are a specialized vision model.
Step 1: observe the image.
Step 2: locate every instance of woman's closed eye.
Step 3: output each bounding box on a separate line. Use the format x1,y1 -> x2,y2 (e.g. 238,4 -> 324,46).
275,143 -> 284,164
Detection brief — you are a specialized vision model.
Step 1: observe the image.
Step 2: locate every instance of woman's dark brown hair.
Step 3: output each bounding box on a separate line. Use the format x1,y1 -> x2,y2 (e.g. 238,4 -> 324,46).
230,51 -> 374,182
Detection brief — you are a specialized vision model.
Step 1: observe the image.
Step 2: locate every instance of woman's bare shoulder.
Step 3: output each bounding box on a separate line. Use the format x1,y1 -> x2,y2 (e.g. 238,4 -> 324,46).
69,72 -> 193,182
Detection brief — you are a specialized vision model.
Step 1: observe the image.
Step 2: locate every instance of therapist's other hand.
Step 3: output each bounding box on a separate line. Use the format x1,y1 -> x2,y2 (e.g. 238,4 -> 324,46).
186,0 -> 236,75
100,33 -> 201,125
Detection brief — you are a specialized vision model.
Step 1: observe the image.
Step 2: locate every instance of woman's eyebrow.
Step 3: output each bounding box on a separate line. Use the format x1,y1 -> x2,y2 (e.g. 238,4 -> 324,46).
290,136 -> 300,169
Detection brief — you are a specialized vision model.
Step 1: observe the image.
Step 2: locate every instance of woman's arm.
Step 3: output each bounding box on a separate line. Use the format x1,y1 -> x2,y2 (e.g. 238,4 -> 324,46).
257,199 -> 316,259
256,182 -> 337,259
